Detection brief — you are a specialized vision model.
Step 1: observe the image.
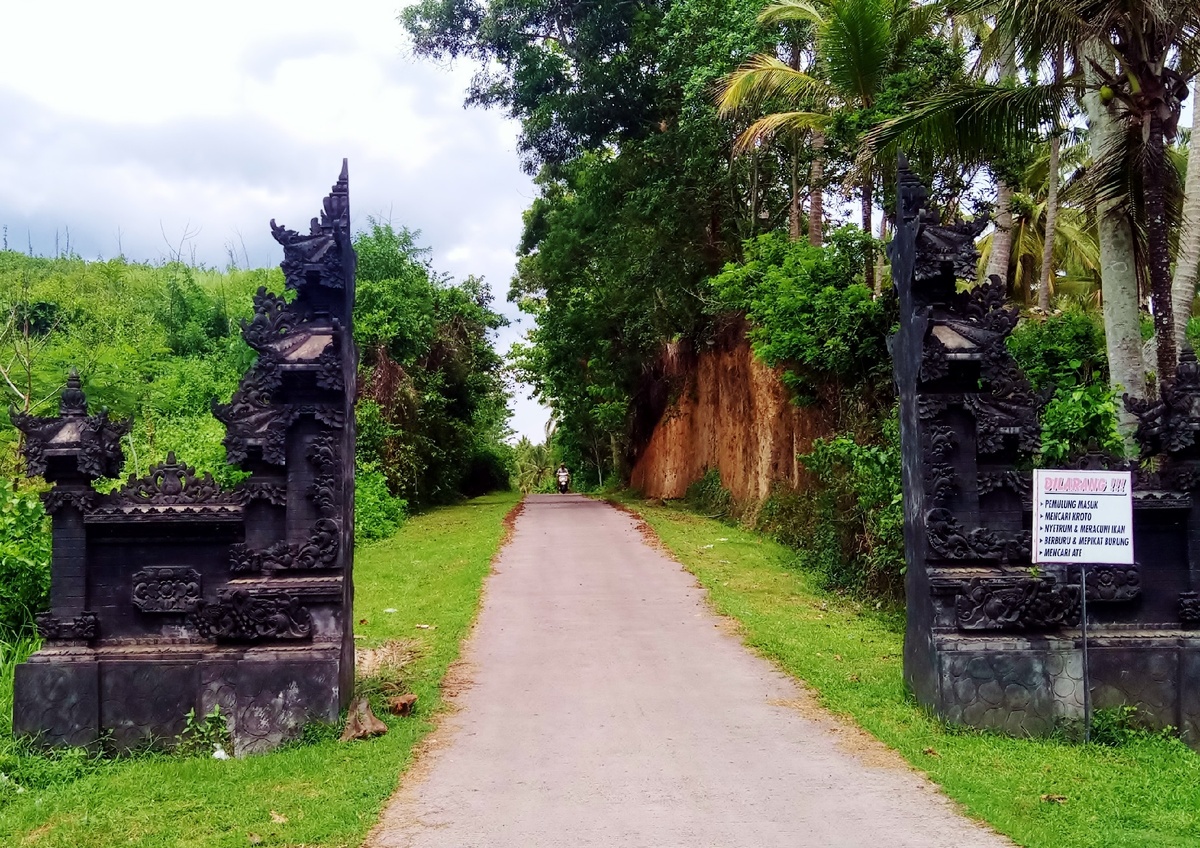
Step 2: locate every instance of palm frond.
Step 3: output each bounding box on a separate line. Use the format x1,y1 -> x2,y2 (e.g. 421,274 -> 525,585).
820,0 -> 896,104
758,0 -> 827,27
717,55 -> 837,115
860,80 -> 1072,167
734,112 -> 832,153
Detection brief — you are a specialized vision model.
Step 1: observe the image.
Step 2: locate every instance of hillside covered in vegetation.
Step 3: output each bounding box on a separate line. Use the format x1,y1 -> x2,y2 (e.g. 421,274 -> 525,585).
0,223 -> 512,636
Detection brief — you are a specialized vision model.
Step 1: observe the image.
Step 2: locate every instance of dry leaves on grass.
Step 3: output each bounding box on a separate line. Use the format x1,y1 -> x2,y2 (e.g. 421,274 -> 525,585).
356,639 -> 421,679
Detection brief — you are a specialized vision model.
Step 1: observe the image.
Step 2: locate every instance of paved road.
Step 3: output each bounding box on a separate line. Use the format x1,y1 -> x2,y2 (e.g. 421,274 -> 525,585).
367,495 -> 1011,848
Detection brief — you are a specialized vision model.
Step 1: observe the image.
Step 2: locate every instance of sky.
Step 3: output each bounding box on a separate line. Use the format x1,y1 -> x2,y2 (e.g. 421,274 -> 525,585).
0,0 -> 549,441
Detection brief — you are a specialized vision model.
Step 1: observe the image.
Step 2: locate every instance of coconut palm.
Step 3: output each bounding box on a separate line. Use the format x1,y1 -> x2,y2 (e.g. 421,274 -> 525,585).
966,0 -> 1199,381
718,0 -> 938,292
863,0 -> 1198,402
1173,81 -> 1200,350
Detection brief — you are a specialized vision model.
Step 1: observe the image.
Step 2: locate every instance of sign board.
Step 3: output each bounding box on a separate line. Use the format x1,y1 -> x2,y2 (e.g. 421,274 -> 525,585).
1032,469 -> 1134,564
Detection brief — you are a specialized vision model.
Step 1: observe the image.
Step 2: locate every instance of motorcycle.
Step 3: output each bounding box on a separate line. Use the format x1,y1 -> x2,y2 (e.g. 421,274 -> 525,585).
555,470 -> 570,494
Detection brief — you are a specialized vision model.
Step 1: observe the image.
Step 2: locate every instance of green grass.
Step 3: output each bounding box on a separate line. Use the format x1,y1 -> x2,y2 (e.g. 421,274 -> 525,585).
0,490 -> 521,847
617,495 -> 1200,848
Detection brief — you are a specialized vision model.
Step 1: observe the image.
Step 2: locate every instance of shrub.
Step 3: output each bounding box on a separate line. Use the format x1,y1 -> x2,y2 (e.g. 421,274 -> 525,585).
1007,308 -> 1108,394
1008,309 -> 1122,463
355,461 -> 408,543
1040,383 -> 1124,464
0,486 -> 51,637
685,469 -> 733,518
460,442 -> 514,498
711,227 -> 891,404
796,414 -> 905,598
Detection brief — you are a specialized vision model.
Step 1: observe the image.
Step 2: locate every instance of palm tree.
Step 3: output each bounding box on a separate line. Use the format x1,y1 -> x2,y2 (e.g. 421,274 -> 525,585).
975,0 -> 1200,382
1037,45 -> 1067,311
1173,81 -> 1200,351
864,2 -> 1198,404
975,151 -> 1101,307
718,0 -> 936,292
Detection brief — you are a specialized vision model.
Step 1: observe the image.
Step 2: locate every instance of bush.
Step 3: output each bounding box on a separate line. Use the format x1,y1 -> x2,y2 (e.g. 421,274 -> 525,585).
0,486 -> 51,637
755,411 -> 904,600
685,469 -> 733,518
1007,308 -> 1108,394
459,442 -> 514,498
1007,309 -> 1122,463
711,227 -> 891,404
1040,383 -> 1124,464
355,461 -> 408,543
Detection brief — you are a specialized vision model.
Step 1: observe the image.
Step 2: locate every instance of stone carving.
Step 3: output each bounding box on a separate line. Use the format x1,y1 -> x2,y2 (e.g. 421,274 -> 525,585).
978,470 -> 1030,498
315,339 -> 344,391
1126,347 -> 1200,457
241,287 -> 296,351
36,611 -> 99,641
912,208 -> 989,284
190,589 -> 313,642
925,508 -> 1029,561
132,568 -> 203,612
11,370 -> 129,479
892,159 -> 1200,750
955,577 -> 1080,630
1071,565 -> 1140,602
116,453 -> 226,505
920,334 -> 951,383
9,165 -> 357,755
1181,592 -> 1200,624
228,517 -> 340,574
233,482 -> 288,506
42,489 -> 97,515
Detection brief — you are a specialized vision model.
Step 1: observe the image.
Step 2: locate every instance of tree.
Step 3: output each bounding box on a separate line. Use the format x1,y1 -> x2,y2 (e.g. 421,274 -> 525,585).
1173,81 -> 1200,351
1037,45 -> 1066,311
718,0 -> 950,291
353,222 -> 512,506
402,0 -> 671,171
975,0 -> 1199,381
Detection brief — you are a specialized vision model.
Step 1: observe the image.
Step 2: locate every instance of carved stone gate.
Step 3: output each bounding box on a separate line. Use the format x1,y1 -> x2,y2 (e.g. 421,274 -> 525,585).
11,164 -> 357,754
893,160 -> 1200,743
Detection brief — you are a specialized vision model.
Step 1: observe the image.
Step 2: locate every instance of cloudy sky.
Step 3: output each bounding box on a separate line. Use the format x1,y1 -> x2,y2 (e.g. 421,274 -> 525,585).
0,0 -> 548,439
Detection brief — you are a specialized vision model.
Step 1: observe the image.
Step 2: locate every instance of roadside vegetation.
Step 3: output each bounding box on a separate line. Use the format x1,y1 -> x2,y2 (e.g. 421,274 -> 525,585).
0,491 -> 520,847
0,225 -> 511,637
620,495 -> 1200,848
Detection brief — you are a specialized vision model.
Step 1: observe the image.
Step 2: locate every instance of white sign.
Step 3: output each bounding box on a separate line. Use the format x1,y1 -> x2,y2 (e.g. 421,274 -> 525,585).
1032,469 -> 1134,564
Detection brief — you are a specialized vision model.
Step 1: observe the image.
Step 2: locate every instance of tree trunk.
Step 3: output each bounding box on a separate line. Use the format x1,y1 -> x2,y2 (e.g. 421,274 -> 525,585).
1172,77 -> 1200,354
862,171 -> 876,294
1145,110 -> 1177,384
790,146 -> 802,242
1085,43 -> 1145,437
809,131 -> 825,247
984,181 -> 1014,288
1037,47 -> 1064,313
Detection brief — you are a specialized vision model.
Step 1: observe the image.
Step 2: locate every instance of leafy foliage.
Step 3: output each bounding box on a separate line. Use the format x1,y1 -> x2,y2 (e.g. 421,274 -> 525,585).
1039,384 -> 1125,464
685,469 -> 735,518
1007,310 -> 1108,394
354,461 -> 408,543
760,411 -> 904,599
0,487 -> 51,636
354,223 -> 513,508
711,227 -> 889,403
1008,310 -> 1122,462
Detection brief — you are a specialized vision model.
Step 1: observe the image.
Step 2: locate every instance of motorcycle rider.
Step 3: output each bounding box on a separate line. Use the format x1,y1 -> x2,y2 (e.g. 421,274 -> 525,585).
555,464 -> 570,494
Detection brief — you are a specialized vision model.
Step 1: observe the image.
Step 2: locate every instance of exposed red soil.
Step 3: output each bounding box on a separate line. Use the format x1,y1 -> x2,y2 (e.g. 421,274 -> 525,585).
630,328 -> 831,501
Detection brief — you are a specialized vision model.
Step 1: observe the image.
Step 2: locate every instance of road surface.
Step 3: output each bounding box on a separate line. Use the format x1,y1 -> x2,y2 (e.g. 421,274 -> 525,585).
367,494 -> 1011,848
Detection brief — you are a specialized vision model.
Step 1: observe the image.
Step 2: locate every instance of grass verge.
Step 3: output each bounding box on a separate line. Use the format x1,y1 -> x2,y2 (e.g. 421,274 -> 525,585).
0,490 -> 521,848
616,495 -> 1200,848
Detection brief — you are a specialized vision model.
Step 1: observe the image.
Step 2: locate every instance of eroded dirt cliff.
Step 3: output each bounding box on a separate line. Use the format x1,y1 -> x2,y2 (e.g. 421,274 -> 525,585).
629,329 -> 830,502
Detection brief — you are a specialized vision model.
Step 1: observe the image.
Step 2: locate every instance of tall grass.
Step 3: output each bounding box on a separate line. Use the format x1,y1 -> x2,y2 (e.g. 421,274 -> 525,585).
0,634 -> 38,738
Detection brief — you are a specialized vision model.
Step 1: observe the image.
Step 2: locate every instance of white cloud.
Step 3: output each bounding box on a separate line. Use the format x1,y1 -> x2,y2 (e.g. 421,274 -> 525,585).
0,0 -> 550,440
